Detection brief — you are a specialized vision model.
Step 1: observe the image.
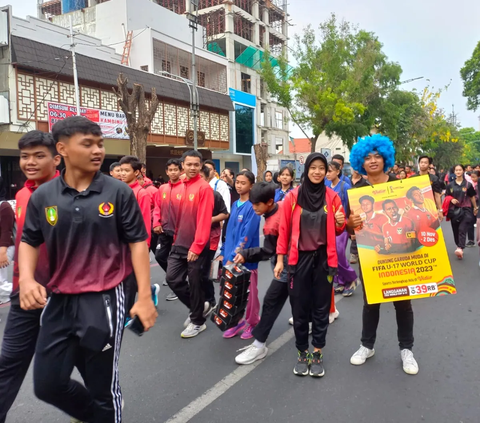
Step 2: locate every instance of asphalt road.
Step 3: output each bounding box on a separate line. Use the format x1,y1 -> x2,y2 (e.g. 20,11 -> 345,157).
2,222 -> 479,423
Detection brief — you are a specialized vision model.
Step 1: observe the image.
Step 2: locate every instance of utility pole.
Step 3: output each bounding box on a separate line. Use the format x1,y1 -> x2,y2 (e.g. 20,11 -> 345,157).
69,15 -> 81,116
189,0 -> 200,150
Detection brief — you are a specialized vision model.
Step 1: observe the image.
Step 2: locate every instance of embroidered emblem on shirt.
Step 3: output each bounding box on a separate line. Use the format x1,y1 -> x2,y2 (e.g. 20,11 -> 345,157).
45,206 -> 58,226
189,194 -> 195,201
177,194 -> 182,200
397,228 -> 403,234
17,206 -> 22,219
163,192 -> 166,199
99,202 -> 114,218
324,205 -> 328,213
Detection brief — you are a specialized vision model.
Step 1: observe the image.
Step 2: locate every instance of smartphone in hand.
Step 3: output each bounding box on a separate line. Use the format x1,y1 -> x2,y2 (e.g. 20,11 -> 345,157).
126,316 -> 145,336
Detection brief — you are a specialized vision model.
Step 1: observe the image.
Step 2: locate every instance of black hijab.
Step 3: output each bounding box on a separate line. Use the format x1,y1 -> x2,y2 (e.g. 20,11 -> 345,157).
297,153 -> 327,212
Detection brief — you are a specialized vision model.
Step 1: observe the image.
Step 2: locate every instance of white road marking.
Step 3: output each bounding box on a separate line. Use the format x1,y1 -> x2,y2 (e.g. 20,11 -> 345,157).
165,295 -> 345,423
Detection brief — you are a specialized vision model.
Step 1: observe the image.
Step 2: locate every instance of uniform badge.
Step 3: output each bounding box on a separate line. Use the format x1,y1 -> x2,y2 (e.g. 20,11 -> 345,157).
99,202 -> 114,218
177,194 -> 182,200
162,192 -> 166,199
397,228 -> 403,234
189,194 -> 195,201
324,205 -> 328,213
45,206 -> 58,226
17,206 -> 22,219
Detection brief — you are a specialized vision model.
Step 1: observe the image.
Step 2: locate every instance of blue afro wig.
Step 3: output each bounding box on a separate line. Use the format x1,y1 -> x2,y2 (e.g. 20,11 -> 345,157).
349,134 -> 396,175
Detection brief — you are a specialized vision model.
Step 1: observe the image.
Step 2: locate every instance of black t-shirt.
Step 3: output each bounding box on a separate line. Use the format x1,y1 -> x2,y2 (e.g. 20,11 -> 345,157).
299,205 -> 327,251
212,191 -> 228,229
446,179 -> 477,208
22,171 -> 148,294
413,172 -> 443,194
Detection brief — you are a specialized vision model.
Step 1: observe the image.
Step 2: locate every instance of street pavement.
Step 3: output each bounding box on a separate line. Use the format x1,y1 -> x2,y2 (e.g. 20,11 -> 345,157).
2,221 -> 479,423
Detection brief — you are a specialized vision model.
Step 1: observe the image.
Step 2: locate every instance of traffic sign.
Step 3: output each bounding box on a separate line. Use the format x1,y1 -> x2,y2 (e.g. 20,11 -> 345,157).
299,155 -> 305,165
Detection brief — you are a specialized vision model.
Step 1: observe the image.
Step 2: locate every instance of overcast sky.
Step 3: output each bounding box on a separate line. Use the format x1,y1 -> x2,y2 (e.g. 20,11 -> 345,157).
3,0 -> 480,137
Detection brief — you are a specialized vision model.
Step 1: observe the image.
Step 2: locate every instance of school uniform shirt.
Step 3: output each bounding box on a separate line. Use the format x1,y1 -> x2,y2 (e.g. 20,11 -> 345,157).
12,171 -> 60,294
152,180 -> 183,236
209,177 -> 231,213
327,180 -> 349,211
129,180 -> 152,246
173,174 -> 214,255
221,199 -> 261,271
274,187 -> 293,202
21,171 -> 148,294
298,206 -> 327,251
240,202 -> 287,282
210,190 -> 229,251
445,179 -> 476,209
326,174 -> 352,189
142,183 -> 158,211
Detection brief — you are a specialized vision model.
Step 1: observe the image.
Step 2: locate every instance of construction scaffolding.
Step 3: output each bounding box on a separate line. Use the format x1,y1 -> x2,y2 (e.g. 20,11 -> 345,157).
154,0 -> 186,15
153,39 -> 228,94
233,12 -> 253,42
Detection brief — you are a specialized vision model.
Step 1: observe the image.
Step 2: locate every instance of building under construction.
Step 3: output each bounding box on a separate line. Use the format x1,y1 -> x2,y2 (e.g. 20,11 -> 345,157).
39,0 -> 291,168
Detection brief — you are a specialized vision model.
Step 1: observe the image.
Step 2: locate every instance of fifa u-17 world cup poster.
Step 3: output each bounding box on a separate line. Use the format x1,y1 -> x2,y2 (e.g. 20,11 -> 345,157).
347,175 -> 456,305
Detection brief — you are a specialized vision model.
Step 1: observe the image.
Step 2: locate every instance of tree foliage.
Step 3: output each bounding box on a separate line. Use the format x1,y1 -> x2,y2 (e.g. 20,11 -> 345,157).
260,14 -> 402,152
461,41 -> 480,111
458,127 -> 480,164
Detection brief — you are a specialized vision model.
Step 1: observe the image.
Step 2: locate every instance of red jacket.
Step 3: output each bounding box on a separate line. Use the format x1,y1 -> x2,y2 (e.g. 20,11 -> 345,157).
12,171 -> 60,293
143,183 -> 158,211
174,174 -> 214,255
442,195 -> 454,221
277,186 -> 346,271
129,180 -> 152,246
152,180 -> 183,235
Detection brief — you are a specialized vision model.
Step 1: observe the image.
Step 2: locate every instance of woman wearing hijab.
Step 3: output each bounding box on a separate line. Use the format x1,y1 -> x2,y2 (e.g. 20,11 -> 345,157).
274,153 -> 346,378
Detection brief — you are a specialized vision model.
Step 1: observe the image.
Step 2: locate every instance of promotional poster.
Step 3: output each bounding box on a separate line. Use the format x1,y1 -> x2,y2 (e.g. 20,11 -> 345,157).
348,175 -> 456,304
47,102 -> 128,139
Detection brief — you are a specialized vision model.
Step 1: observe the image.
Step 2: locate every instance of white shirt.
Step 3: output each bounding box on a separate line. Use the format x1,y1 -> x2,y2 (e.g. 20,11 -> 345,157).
210,177 -> 231,213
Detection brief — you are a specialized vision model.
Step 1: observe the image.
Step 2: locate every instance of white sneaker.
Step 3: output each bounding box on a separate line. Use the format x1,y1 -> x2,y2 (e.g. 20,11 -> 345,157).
401,349 -> 419,375
181,323 -> 206,338
288,317 -> 293,325
454,248 -> 463,260
329,308 -> 340,324
350,345 -> 375,365
203,301 -> 214,318
235,343 -> 268,365
183,314 -> 191,328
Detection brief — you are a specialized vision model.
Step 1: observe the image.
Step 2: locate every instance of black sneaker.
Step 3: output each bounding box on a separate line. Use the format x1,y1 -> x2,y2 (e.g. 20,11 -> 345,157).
166,292 -> 178,301
309,351 -> 325,377
293,351 -> 310,376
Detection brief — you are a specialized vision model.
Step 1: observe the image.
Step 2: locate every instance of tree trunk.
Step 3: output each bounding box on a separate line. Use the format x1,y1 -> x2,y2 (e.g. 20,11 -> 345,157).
254,143 -> 268,181
310,135 -> 318,153
113,73 -> 160,164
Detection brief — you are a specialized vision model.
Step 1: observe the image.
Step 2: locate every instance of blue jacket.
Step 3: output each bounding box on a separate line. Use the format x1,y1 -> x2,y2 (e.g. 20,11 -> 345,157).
274,187 -> 293,202
326,174 -> 351,190
221,200 -> 260,270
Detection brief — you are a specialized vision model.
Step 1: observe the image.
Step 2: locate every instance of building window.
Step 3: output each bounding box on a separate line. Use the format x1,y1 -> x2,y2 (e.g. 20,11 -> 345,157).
180,66 -> 189,79
260,104 -> 265,127
162,60 -> 171,73
275,137 -> 283,154
241,73 -> 251,93
140,65 -> 149,72
276,111 -> 283,129
197,71 -> 206,88
235,104 -> 255,155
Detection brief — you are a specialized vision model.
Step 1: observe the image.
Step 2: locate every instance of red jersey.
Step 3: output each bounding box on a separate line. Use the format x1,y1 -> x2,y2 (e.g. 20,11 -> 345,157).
152,180 -> 183,235
129,180 -> 152,246
12,171 -> 60,293
406,206 -> 439,230
174,174 -> 214,255
143,183 -> 158,211
361,212 -> 388,247
382,216 -> 415,245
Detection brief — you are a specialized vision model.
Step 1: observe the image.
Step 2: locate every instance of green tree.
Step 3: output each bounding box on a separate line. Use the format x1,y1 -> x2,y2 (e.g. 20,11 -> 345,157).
260,14 -> 402,152
458,127 -> 480,164
461,41 -> 480,111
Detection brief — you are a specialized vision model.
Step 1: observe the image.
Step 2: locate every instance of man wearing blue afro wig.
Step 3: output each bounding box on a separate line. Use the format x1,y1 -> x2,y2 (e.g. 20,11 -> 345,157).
349,134 -> 396,175
346,133 -> 419,376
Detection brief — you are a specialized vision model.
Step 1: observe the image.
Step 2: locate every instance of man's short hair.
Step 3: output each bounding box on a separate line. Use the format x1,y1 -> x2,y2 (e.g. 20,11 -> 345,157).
109,162 -> 121,172
418,155 -> 432,165
359,195 -> 375,205
200,165 -> 211,179
332,154 -> 345,164
250,182 -> 276,204
119,155 -> 142,172
166,159 -> 182,170
382,199 -> 397,211
406,186 -> 421,201
18,130 -> 58,156
52,116 -> 102,144
204,159 -> 216,170
182,150 -> 203,162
